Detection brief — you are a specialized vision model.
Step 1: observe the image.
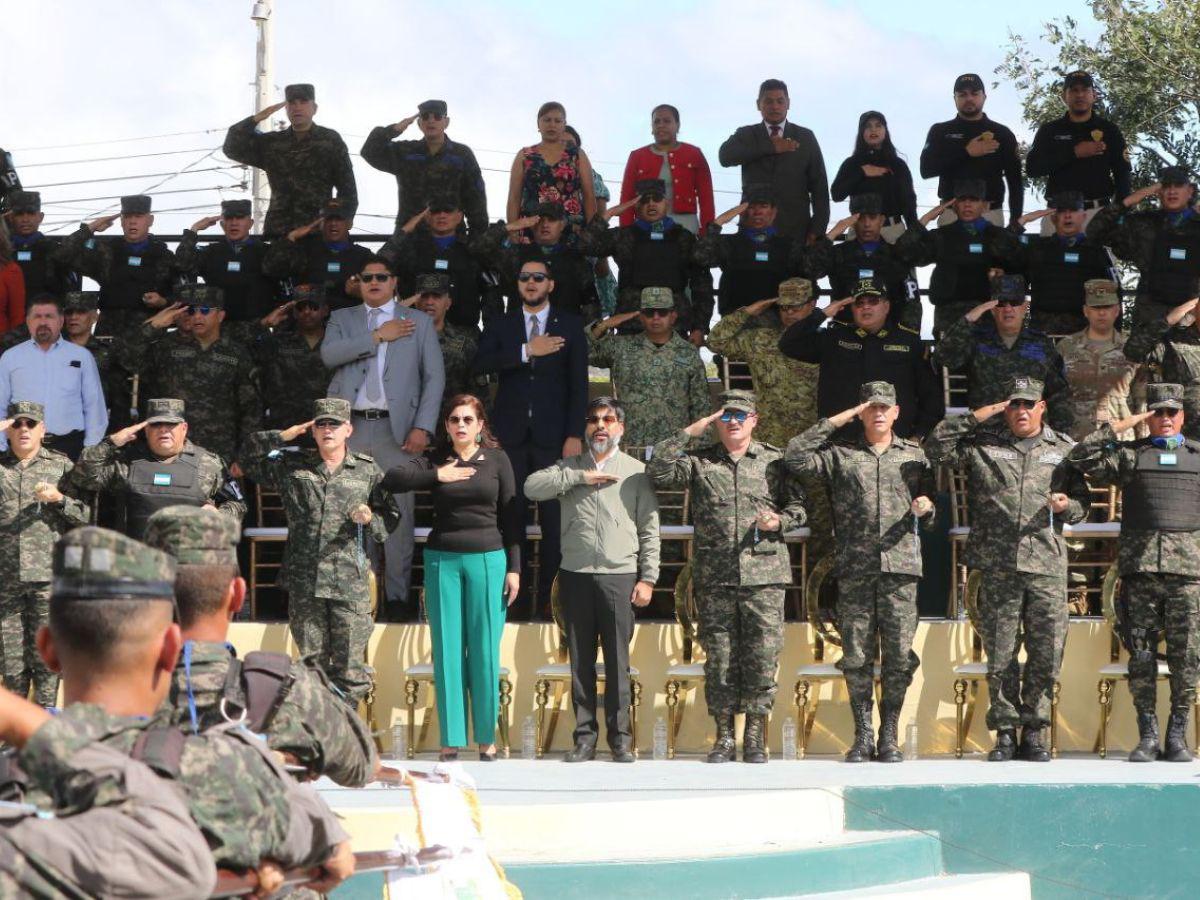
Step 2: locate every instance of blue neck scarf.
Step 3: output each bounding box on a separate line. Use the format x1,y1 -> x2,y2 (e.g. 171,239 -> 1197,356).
11,232 -> 42,249
634,217 -> 675,234
960,218 -> 988,235
1166,207 -> 1196,228
1152,433 -> 1185,450
1057,233 -> 1084,248
124,238 -> 151,253
742,226 -> 777,242
226,236 -> 256,250
859,239 -> 882,253
325,239 -> 350,252
432,234 -> 457,251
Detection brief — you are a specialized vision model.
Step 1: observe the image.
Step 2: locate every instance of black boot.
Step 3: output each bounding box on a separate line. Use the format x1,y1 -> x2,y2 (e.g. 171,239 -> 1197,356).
743,713 -> 768,764
987,728 -> 1017,761
875,705 -> 903,763
844,699 -> 874,763
1129,710 -> 1160,763
1163,707 -> 1193,762
1020,727 -> 1051,762
706,714 -> 736,764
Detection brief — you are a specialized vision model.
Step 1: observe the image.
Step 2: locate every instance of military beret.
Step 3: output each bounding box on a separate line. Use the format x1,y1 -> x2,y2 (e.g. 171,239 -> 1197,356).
415,272 -> 452,295
859,381 -> 897,406
120,195 -> 152,215
1160,166 -> 1192,187
52,527 -> 176,602
777,278 -> 814,307
9,191 -> 40,213
220,199 -> 252,218
144,505 -> 240,566
635,179 -> 667,198
418,99 -> 448,117
1063,71 -> 1094,90
639,286 -> 675,310
313,397 -> 352,423
954,73 -> 985,93
1083,279 -> 1120,307
742,184 -> 776,205
144,398 -> 186,425
952,178 -> 987,201
7,400 -> 44,423
284,83 -> 315,102
990,273 -> 1027,303
175,283 -> 225,309
427,195 -> 461,213
1007,376 -> 1044,403
849,194 -> 884,216
1049,190 -> 1086,211
853,277 -> 885,298
62,291 -> 99,313
319,198 -> 356,219
534,200 -> 565,220
1146,382 -> 1185,411
718,389 -> 756,414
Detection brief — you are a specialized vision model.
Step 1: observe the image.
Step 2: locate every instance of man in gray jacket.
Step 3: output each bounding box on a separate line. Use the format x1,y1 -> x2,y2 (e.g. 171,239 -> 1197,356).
525,397 -> 660,762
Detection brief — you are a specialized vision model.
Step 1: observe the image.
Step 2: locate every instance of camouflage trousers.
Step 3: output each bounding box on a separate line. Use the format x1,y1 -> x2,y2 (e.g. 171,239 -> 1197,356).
836,574 -> 920,709
978,570 -> 1068,730
1122,573 -> 1200,711
289,592 -> 373,702
696,584 -> 785,716
0,583 -> 58,707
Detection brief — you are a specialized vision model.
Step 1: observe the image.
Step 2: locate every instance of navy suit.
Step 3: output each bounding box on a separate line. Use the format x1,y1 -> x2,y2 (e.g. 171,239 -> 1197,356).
473,306 -> 588,615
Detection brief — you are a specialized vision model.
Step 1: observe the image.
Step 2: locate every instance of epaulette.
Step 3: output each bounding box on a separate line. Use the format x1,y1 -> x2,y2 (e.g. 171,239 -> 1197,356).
897,324 -> 920,336
352,451 -> 377,463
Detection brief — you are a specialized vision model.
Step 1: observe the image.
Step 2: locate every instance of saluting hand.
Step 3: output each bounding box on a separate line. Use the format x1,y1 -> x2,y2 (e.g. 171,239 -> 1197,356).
86,213 -> 120,233
260,300 -> 296,329
506,215 -> 541,233
744,297 -> 777,317
1017,209 -> 1052,226
1166,297 -> 1199,327
286,217 -> 324,243
280,420 -> 315,442
919,198 -> 956,227
713,203 -> 749,228
594,310 -> 639,334
0,419 -> 13,434
1110,410 -> 1154,435
146,302 -> 187,330
683,410 -> 725,438
828,402 -> 869,429
142,291 -> 168,309
349,504 -> 373,525
110,420 -> 149,448
965,299 -> 999,323
401,207 -> 430,235
191,215 -> 221,232
252,100 -> 287,124
823,295 -> 855,318
826,214 -> 859,240
1123,183 -> 1161,208
603,196 -> 641,220
971,401 -> 1009,422
394,114 -> 418,133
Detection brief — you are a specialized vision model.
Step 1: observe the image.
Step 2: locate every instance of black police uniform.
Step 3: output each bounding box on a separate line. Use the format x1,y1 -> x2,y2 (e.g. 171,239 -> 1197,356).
1026,113 -> 1132,205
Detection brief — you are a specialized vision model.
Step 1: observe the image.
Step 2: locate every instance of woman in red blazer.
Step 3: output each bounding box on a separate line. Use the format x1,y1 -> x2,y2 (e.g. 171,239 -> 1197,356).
0,230 -> 26,335
619,104 -> 714,233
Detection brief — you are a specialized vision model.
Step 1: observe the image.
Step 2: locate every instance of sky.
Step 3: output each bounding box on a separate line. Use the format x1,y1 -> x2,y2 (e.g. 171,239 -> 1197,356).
7,0 -> 1104,241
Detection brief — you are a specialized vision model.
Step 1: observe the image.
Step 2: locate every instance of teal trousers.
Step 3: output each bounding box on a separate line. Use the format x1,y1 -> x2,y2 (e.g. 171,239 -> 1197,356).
423,548 -> 507,747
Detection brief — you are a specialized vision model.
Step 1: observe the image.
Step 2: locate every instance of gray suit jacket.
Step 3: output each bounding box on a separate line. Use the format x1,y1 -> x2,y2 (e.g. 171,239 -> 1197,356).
320,303 -> 445,445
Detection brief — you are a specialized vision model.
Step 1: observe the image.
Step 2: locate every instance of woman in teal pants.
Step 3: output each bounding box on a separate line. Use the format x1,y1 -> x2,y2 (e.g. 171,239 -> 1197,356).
383,394 -> 521,760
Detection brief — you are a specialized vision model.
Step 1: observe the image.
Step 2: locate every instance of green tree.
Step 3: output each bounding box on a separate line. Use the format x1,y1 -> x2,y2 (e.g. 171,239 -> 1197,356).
998,0 -> 1200,196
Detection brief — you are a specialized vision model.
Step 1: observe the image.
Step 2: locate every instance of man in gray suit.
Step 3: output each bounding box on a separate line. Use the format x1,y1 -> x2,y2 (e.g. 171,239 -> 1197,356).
320,255 -> 445,618
718,78 -> 829,242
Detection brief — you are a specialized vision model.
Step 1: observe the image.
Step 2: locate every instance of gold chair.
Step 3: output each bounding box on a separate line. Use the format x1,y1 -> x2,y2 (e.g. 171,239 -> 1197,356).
664,561 -> 704,759
946,467 -> 970,618
532,577 -> 641,758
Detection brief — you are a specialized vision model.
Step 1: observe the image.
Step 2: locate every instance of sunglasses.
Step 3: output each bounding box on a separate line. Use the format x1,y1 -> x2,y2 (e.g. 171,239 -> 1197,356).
313,419 -> 342,429
994,299 -> 1026,308
358,272 -> 393,283
518,272 -> 549,283
1150,408 -> 1182,417
639,193 -> 667,203
641,309 -> 672,318
720,410 -> 750,423
447,415 -> 476,425
294,300 -> 323,312
1007,399 -> 1038,410
10,419 -> 38,430
586,414 -> 619,425
183,306 -> 213,316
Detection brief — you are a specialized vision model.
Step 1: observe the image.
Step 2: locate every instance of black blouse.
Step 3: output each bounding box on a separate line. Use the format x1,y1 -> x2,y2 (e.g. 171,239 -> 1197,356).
830,152 -> 919,228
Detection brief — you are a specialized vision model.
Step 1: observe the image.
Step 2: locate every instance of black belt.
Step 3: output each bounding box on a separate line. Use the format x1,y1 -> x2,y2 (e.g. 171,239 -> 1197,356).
352,409 -> 390,420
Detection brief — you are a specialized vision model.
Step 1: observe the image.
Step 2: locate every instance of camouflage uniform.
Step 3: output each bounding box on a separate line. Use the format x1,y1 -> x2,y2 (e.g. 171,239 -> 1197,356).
0,403 -> 90,705
253,328 -> 331,430
59,291 -> 130,428
242,400 -> 402,701
439,321 -> 483,400
1058,330 -> 1146,441
923,387 -> 1090,731
143,505 -> 379,786
648,393 -> 806,717
1123,315 -> 1200,441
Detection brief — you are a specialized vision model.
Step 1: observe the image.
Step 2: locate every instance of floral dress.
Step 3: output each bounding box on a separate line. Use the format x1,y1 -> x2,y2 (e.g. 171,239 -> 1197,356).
520,144 -> 585,228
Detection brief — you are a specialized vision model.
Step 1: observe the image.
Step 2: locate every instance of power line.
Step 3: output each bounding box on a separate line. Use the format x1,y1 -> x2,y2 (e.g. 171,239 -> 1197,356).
16,147 -> 226,169
11,128 -> 227,153
26,167 -> 243,190
40,184 -> 248,206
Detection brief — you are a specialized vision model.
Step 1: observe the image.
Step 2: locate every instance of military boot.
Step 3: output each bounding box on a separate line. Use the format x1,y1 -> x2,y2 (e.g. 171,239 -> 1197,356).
743,713 -> 768,764
875,705 -> 903,763
987,728 -> 1017,761
844,699 -> 874,763
1128,710 -> 1160,762
706,714 -> 736,764
1163,707 -> 1193,762
1019,727 -> 1051,762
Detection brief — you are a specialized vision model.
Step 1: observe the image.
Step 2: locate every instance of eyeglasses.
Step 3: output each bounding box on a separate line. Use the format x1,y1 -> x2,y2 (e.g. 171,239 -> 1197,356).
994,298 -> 1026,308
853,295 -> 884,306
358,272 -> 393,283
313,419 -> 342,429
720,410 -> 750,423
183,306 -> 213,316
1007,399 -> 1038,410
586,414 -> 619,425
518,272 -> 549,283
641,309 -> 671,318
10,419 -> 38,430
447,415 -> 476,425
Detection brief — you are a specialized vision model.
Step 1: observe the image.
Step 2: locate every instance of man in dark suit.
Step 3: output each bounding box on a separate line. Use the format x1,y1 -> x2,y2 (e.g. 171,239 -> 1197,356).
718,79 -> 830,243
473,258 -> 588,619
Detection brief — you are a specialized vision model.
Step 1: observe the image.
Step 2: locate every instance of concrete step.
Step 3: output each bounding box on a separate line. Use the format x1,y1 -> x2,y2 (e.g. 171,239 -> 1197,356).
793,870 -> 1032,899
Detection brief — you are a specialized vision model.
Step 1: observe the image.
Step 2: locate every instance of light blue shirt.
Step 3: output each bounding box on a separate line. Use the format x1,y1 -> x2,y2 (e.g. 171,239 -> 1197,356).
0,337 -> 108,449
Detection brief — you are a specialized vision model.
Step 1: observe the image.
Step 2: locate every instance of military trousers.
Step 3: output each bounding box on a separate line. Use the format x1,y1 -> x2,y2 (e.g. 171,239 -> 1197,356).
836,574 -> 920,709
290,590 -> 373,703
0,583 -> 58,707
348,417 -> 415,608
696,584 -> 785,716
978,569 -> 1068,730
1123,573 -> 1200,712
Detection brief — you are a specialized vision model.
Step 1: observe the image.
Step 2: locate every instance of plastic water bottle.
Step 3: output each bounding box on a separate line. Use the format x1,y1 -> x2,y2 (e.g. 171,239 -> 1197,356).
906,723 -> 919,760
391,722 -> 407,760
781,717 -> 798,760
652,717 -> 668,760
521,716 -> 537,760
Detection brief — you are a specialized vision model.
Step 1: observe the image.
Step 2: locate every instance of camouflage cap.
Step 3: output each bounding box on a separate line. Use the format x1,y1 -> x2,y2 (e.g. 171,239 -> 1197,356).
145,398 -> 186,425
418,99 -> 448,117
635,178 -> 667,198
9,191 -> 40,213
1160,166 -> 1191,187
859,381 -> 897,406
849,193 -> 884,216
1007,376 -> 1044,402
990,273 -> 1027,303
853,277 -> 885,298
1083,279 -> 1120,307
291,284 -> 329,305
319,197 -> 356,219
1049,190 -> 1085,212
415,272 -> 452,295
718,389 -> 757,414
284,83 -> 315,102
313,397 -> 352,423
144,505 -> 240,566
52,527 -> 176,602
777,278 -> 814,307
120,195 -> 152,215
176,283 -> 225,309
7,400 -> 44,423
639,286 -> 675,310
952,178 -> 987,200
534,200 -> 566,220
62,290 -> 99,313
1146,382 -> 1185,411
220,199 -> 252,218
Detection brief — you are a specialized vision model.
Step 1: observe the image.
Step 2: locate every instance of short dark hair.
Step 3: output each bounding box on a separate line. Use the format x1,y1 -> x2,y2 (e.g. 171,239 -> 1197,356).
49,598 -> 171,668
360,254 -> 393,274
564,125 -> 582,146
537,101 -> 565,120
519,258 -> 551,274
174,564 -> 240,630
652,104 -> 681,125
587,396 -> 626,424
28,293 -> 63,315
758,79 -> 788,98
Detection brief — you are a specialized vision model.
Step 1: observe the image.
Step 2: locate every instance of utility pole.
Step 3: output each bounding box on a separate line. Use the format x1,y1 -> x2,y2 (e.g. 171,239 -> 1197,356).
249,0 -> 274,232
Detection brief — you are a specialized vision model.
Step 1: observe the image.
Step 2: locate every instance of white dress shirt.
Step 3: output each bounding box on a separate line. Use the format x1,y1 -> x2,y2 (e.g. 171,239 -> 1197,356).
762,119 -> 790,138
353,298 -> 398,410
519,304 -> 551,363
0,337 -> 108,449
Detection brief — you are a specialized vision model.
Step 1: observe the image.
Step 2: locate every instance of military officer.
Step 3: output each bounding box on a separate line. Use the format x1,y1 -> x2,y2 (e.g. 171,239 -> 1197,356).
648,390 -> 806,764
222,83 -> 357,238
924,376 -> 1090,761
4,190 -> 79,297
1068,383 -> 1200,762
786,382 -> 936,762
262,198 -> 375,311
69,397 -> 245,540
1123,296 -> 1200,440
242,398 -> 401,702
406,272 -> 483,400
0,401 -> 89,706
586,286 -> 710,447
255,284 -> 333,432
58,290 -> 128,427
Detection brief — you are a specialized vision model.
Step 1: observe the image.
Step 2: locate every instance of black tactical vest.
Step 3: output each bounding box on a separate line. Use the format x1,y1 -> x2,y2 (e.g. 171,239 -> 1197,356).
717,234 -> 795,314
196,240 -> 277,322
1025,237 -> 1112,314
1121,441 -> 1200,532
1145,223 -> 1200,307
98,239 -> 173,311
928,225 -> 997,307
627,228 -> 686,292
125,451 -> 209,538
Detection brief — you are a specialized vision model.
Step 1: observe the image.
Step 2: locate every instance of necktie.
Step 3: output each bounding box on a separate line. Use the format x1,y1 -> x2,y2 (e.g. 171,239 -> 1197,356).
366,308 -> 382,402
770,125 -> 782,139
529,315 -> 540,340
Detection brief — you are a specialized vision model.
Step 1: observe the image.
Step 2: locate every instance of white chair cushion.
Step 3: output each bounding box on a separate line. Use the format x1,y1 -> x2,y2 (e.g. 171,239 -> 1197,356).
796,663 -> 882,678
666,663 -> 706,678
534,663 -> 639,678
953,662 -> 989,677
1098,662 -> 1170,677
405,663 -> 433,678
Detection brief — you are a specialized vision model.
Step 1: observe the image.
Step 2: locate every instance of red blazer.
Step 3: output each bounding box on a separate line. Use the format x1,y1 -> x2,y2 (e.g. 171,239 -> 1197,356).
0,262 -> 26,335
619,143 -> 715,228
